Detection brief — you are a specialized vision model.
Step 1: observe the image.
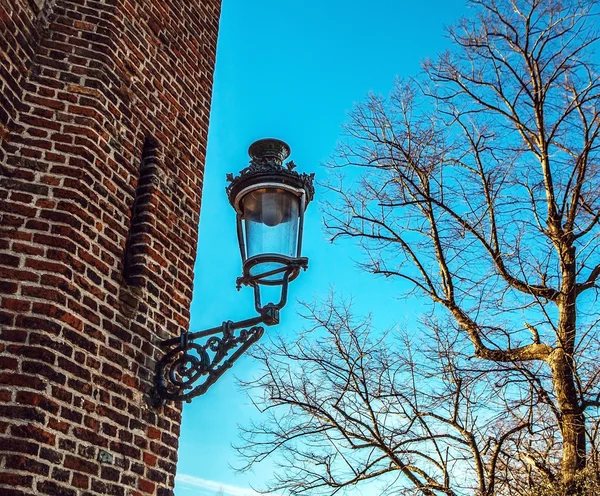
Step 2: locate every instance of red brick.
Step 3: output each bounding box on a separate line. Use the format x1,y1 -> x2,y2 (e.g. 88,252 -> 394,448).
47,418 -> 70,434
0,356 -> 18,370
24,94 -> 66,111
5,455 -> 49,476
146,426 -> 161,440
11,424 -> 56,445
143,452 -> 157,467
15,391 -> 60,414
71,473 -> 89,489
0,472 -> 33,488
0,0 -> 219,494
139,479 -> 156,494
63,455 -> 99,476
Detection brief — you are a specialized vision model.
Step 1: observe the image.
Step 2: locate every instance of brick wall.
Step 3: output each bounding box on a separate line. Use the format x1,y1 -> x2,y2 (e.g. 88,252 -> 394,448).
0,0 -> 221,494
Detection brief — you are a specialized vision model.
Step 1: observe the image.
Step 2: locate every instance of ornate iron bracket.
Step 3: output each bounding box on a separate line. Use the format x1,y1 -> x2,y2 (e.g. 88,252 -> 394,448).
150,264 -> 305,406
150,306 -> 279,407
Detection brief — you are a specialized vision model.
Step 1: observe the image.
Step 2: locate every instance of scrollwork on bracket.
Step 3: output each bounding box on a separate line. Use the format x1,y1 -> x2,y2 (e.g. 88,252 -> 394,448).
150,322 -> 264,406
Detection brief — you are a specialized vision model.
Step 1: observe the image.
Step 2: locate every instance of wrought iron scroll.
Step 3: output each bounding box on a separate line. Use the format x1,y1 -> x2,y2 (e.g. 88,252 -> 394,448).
150,260 -> 304,406
151,319 -> 265,406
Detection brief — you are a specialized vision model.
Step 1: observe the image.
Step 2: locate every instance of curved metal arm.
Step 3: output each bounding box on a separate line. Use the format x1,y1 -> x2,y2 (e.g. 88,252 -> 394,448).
151,263 -> 306,407
150,313 -> 274,406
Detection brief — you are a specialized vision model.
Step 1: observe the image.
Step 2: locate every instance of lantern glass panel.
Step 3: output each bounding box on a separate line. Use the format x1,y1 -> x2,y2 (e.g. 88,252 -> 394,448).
242,187 -> 300,279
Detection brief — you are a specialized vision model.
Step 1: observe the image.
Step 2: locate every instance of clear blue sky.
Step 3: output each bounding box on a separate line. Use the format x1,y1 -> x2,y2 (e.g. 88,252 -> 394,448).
176,1 -> 469,495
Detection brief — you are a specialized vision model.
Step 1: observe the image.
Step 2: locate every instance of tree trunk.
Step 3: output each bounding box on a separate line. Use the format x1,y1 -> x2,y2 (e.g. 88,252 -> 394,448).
550,348 -> 586,494
552,245 -> 585,494
561,411 -> 586,494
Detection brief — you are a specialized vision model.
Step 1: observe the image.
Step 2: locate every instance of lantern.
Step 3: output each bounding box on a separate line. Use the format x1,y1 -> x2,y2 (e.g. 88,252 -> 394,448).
226,138 -> 315,289
152,138 -> 315,406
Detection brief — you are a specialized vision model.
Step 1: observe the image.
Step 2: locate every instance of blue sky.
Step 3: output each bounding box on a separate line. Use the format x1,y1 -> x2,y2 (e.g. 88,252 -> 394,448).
176,1 -> 469,495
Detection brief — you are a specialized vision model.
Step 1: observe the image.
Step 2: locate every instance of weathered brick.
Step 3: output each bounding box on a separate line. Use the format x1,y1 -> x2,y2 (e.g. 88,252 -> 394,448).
38,479 -> 77,496
72,472 -> 89,489
41,446 -> 63,463
139,479 -> 156,494
0,356 -> 19,370
73,426 -> 107,447
0,472 -> 33,488
0,436 -> 41,455
0,1 -> 219,495
8,345 -> 56,365
15,391 -> 60,414
63,454 -> 99,476
5,455 -> 49,476
142,452 -> 157,467
51,467 -> 70,483
11,424 -> 56,445
0,374 -> 46,391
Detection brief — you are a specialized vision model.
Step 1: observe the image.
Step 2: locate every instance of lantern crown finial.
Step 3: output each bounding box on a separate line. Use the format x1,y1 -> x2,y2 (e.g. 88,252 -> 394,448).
248,138 -> 290,167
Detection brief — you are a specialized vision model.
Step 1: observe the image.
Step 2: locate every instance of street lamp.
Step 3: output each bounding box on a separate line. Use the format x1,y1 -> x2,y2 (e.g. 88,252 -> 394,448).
151,139 -> 314,406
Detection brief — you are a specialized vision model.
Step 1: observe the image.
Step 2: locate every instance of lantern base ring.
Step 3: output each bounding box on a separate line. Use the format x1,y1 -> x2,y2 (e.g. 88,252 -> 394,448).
237,254 -> 308,288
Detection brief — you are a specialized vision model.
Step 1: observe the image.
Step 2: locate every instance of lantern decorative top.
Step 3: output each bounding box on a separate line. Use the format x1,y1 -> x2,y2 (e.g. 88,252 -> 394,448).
226,138 -> 315,209
248,138 -> 290,164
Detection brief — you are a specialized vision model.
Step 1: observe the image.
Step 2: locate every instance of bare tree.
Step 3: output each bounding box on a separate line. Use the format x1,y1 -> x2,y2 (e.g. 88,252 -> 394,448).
238,297 -> 600,495
237,0 -> 600,495
324,0 -> 600,491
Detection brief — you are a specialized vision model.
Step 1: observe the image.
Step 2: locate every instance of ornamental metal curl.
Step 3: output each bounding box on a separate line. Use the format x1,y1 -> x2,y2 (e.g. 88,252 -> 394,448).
150,267 -> 295,407
150,320 -> 265,406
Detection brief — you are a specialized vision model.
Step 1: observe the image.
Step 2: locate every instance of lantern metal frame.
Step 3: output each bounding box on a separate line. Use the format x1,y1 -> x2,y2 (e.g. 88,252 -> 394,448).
232,181 -> 308,288
150,139 -> 314,406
